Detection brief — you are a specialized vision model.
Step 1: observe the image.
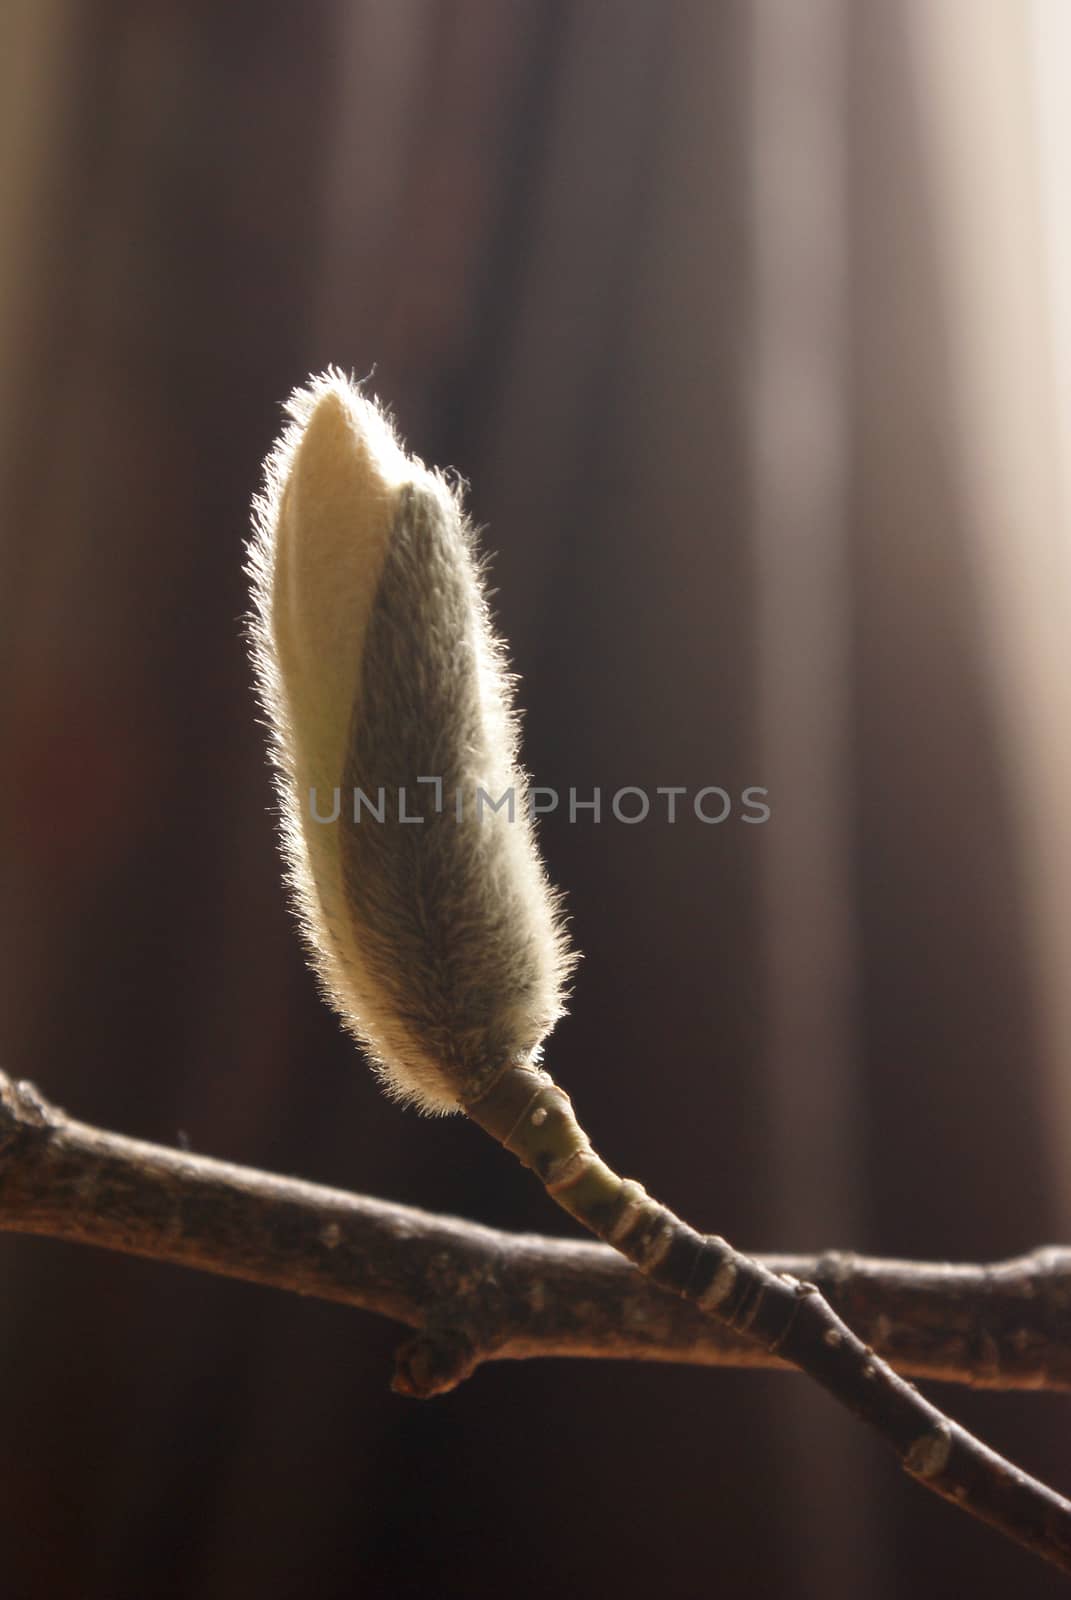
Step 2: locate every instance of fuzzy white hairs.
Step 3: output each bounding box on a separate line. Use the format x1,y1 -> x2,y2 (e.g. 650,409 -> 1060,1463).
247,370 -> 574,1112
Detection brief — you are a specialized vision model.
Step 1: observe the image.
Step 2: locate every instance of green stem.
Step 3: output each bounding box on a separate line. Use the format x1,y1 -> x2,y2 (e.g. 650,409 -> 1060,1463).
465,1064 -> 1071,1577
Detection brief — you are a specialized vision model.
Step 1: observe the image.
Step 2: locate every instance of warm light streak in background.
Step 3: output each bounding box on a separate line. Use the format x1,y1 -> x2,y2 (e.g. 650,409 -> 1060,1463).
912,0 -> 1071,1221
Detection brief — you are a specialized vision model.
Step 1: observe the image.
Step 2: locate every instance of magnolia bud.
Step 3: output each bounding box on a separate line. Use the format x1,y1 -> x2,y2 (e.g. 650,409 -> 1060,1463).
248,370 -> 574,1112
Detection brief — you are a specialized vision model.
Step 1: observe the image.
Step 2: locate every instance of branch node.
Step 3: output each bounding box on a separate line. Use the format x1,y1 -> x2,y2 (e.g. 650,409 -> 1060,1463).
905,1424 -> 954,1480
391,1327 -> 481,1399
0,1071 -> 56,1158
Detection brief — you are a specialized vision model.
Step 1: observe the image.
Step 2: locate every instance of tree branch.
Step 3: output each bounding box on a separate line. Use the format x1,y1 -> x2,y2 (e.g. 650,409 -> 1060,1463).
1,1069 -> 1069,1402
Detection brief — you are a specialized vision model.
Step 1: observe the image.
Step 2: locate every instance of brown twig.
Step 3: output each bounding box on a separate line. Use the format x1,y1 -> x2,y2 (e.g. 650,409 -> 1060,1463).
465,1064 -> 1071,1575
2,1069 -> 1071,1393
3,1068 -> 1071,1571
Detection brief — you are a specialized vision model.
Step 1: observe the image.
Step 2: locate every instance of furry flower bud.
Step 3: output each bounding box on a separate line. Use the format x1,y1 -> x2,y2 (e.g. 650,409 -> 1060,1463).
248,371 -> 573,1112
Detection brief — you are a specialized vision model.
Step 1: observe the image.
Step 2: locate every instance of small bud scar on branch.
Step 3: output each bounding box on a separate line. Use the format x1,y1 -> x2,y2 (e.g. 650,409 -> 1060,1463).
246,372 -> 1071,1576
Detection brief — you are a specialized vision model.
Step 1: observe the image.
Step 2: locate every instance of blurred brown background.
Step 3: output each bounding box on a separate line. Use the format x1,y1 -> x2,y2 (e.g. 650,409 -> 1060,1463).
3,1 -> 1071,1596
